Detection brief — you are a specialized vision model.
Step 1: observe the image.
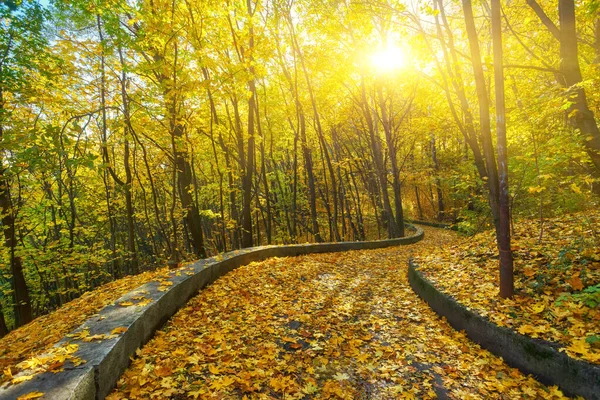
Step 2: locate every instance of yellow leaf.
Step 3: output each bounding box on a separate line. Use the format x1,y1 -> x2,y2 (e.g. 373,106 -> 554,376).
12,375 -> 34,384
333,372 -> 349,381
110,327 -> 128,335
527,185 -> 545,194
187,389 -> 205,399
531,303 -> 545,314
566,339 -> 590,356
302,382 -> 318,394
119,301 -> 134,307
210,375 -> 235,390
517,325 -> 535,335
136,298 -> 152,307
269,376 -> 290,392
67,328 -> 90,340
83,334 -> 108,342
17,392 -> 44,400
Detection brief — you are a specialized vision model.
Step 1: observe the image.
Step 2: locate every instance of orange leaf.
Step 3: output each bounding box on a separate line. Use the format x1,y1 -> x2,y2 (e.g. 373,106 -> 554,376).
110,327 -> 128,335
154,365 -> 172,377
569,276 -> 584,291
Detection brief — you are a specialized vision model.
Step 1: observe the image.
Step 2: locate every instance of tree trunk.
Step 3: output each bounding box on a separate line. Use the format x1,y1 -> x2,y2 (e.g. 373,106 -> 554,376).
361,77 -> 397,238
558,0 -> 600,171
378,86 -> 404,237
595,17 -> 600,63
175,137 -> 207,258
287,15 -> 340,242
256,93 -> 272,244
217,118 -> 240,250
492,0 -> 514,297
347,163 -> 366,240
241,0 -> 257,248
433,0 -> 489,181
163,42 -> 206,260
0,82 -> 32,327
0,177 -> 32,327
274,22 -> 319,242
415,185 -> 424,220
431,135 -> 445,221
462,0 -> 501,227
300,112 -> 323,242
203,69 -> 228,252
292,121 -> 298,242
526,0 -> 600,171
97,17 -> 119,277
0,303 -> 8,337
118,47 -> 139,275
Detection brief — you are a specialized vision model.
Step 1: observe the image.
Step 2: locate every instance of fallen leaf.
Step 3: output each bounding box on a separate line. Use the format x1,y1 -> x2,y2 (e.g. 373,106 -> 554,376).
110,327 -> 128,335
569,276 -> 584,291
17,392 -> 44,400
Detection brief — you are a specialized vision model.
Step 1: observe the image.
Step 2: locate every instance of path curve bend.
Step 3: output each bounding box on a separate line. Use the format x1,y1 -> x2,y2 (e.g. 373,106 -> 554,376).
0,226 -> 423,400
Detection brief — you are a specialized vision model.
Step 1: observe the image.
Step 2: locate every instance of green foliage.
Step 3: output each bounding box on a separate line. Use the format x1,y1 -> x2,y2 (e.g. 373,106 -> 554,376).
557,284 -> 600,308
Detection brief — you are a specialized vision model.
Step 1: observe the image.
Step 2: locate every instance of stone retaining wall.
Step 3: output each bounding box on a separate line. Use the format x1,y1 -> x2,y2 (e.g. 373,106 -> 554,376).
408,261 -> 600,400
0,226 -> 423,400
405,219 -> 459,231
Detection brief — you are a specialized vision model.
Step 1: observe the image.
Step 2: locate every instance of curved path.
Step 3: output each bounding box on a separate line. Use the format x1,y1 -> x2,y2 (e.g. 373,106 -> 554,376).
109,227 -> 568,400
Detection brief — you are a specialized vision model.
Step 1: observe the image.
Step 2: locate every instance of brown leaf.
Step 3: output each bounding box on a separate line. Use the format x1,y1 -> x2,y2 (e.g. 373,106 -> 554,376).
569,276 -> 584,291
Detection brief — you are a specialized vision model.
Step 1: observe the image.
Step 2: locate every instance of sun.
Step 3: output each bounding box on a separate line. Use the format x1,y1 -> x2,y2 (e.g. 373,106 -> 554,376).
370,45 -> 408,72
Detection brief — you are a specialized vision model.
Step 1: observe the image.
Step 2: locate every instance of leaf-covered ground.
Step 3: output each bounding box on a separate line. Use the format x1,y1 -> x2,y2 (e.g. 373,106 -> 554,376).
0,267 -> 172,385
109,227 -> 570,399
415,213 -> 600,364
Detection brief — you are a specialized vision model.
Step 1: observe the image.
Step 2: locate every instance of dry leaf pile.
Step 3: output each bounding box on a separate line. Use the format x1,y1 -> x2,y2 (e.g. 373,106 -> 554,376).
109,227 -> 569,399
0,266 -> 172,385
415,213 -> 600,364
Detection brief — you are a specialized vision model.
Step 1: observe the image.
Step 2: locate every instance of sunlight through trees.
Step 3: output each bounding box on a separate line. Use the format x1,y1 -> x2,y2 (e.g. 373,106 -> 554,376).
0,0 -> 598,334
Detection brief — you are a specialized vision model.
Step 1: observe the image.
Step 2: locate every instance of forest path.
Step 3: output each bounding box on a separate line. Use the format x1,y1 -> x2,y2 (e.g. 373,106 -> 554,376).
109,227 -> 568,399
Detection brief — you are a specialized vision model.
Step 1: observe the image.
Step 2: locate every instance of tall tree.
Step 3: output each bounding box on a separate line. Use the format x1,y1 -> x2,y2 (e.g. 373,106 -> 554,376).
0,0 -> 49,328
241,0 -> 258,248
491,0 -> 514,297
462,0 -> 501,228
527,0 -> 600,171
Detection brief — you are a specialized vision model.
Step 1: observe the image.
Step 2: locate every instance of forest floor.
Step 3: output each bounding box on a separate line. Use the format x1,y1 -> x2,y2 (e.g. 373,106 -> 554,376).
415,212 -> 600,365
0,266 -> 174,385
107,227 -> 570,399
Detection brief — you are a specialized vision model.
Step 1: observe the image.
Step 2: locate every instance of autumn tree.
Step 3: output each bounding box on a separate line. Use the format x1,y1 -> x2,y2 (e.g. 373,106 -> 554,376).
527,0 -> 600,172
0,0 -> 51,331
